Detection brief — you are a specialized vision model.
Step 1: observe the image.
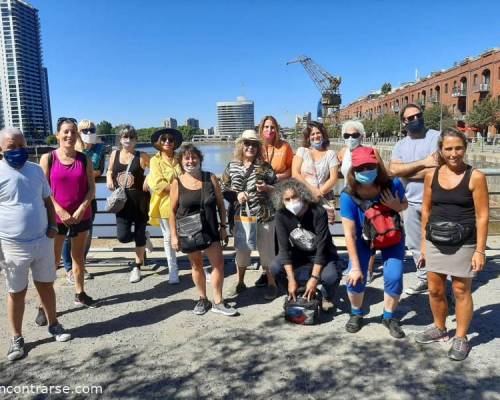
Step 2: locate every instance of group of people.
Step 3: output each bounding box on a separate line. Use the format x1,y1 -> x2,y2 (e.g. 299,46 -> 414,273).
0,104 -> 489,362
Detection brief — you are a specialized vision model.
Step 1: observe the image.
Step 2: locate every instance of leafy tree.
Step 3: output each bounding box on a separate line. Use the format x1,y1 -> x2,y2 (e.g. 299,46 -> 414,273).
423,103 -> 454,132
136,127 -> 161,143
381,82 -> 392,95
45,135 -> 58,145
376,114 -> 399,137
96,120 -> 115,144
178,125 -> 201,142
326,123 -> 341,138
466,97 -> 500,135
362,118 -> 376,136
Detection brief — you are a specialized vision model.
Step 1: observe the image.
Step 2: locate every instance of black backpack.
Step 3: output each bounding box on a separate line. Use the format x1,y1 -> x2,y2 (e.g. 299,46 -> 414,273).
284,288 -> 322,325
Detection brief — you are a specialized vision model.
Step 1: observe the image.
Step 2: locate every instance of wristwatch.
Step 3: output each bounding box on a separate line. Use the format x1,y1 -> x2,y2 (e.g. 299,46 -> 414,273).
310,274 -> 320,281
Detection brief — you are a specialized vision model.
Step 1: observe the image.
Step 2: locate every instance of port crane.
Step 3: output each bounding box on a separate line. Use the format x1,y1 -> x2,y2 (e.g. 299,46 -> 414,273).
287,56 -> 341,118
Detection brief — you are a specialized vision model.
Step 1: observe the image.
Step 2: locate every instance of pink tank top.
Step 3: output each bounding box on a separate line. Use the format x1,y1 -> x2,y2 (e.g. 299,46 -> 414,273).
50,151 -> 92,224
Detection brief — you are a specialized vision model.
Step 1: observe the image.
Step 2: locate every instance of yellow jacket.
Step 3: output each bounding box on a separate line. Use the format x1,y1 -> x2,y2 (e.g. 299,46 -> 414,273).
148,152 -> 182,226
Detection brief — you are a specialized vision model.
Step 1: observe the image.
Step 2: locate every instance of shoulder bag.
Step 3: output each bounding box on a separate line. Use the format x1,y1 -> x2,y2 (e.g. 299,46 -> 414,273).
106,151 -> 134,214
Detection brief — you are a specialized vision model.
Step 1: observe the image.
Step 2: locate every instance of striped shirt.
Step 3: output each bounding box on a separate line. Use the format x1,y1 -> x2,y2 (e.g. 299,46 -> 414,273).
221,160 -> 277,223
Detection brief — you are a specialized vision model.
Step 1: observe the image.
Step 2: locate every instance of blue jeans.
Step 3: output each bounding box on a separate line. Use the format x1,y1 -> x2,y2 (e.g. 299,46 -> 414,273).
347,238 -> 405,297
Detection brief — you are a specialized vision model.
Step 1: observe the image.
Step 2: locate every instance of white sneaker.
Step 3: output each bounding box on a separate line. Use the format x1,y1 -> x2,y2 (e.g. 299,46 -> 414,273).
204,266 -> 211,283
130,267 -> 141,283
168,266 -> 180,284
48,323 -> 72,342
145,231 -> 154,253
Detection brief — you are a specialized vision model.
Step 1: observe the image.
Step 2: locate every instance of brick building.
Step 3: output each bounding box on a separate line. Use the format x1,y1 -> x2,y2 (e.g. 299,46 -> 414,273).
338,48 -> 500,133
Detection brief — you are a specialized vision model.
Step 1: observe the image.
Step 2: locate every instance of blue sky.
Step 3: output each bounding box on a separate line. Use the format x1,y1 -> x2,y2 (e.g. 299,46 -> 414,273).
32,0 -> 500,130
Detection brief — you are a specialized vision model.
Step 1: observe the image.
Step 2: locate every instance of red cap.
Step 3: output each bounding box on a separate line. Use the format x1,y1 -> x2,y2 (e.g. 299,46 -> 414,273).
351,146 -> 378,168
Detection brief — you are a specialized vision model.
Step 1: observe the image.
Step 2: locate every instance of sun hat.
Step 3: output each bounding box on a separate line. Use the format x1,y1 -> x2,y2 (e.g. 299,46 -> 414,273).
236,129 -> 261,144
150,128 -> 183,150
351,146 -> 378,168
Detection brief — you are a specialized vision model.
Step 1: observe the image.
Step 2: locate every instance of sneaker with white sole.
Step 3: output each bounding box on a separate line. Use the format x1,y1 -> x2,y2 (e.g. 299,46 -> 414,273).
168,266 -> 180,284
193,298 -> 212,315
130,266 -> 141,283
204,266 -> 211,283
74,291 -> 96,308
405,280 -> 428,295
145,231 -> 154,253
48,323 -> 72,342
66,270 -> 75,285
211,301 -> 238,316
415,325 -> 449,344
448,336 -> 470,361
7,336 -> 24,361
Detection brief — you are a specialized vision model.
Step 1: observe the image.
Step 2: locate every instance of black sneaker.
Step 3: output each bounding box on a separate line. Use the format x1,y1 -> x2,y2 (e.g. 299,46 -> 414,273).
254,273 -> 268,287
448,337 -> 470,361
345,315 -> 363,333
193,298 -> 212,315
7,336 -> 24,362
74,292 -> 96,308
382,318 -> 406,339
35,307 -> 47,326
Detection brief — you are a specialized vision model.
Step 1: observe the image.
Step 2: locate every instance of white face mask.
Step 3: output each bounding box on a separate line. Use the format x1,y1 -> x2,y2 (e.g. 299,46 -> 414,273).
345,137 -> 361,150
285,200 -> 304,216
184,164 -> 201,174
81,133 -> 97,144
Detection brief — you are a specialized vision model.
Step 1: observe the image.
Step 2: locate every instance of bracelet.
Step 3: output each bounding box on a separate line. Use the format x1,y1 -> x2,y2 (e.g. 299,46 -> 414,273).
310,274 -> 320,281
475,250 -> 486,256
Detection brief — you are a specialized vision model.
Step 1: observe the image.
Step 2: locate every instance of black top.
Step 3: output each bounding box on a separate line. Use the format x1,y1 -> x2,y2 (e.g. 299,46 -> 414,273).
275,203 -> 338,266
429,165 -> 476,244
177,172 -> 219,242
112,150 -> 149,220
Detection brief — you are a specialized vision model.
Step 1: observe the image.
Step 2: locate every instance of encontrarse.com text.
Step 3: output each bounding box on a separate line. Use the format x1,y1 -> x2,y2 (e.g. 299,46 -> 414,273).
0,385 -> 103,395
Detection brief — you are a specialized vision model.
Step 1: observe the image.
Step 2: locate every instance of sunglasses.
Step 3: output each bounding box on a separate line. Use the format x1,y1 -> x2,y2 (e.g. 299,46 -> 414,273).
404,112 -> 422,123
343,132 -> 361,139
121,134 -> 137,140
160,135 -> 175,144
243,140 -> 259,148
57,117 -> 77,131
81,128 -> 96,134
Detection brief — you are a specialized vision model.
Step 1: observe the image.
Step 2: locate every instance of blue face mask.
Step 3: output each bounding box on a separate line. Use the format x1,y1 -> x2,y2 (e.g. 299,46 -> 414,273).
3,147 -> 29,169
311,140 -> 323,150
405,117 -> 425,135
354,168 -> 378,184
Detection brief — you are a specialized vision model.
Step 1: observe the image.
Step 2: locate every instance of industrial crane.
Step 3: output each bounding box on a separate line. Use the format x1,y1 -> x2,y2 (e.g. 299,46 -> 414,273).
287,55 -> 342,118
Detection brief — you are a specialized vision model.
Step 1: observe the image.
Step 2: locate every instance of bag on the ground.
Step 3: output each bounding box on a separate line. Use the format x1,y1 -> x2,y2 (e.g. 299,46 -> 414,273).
106,151 -> 134,214
289,225 -> 316,252
426,221 -> 474,246
362,203 -> 403,250
284,288 -> 322,325
233,203 -> 257,251
176,172 -> 212,253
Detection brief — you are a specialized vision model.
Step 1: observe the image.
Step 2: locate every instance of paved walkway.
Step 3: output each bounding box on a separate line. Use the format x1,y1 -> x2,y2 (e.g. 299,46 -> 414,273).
1,240 -> 499,399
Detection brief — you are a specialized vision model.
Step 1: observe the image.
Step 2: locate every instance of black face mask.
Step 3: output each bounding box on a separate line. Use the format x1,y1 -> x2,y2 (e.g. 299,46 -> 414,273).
405,117 -> 425,135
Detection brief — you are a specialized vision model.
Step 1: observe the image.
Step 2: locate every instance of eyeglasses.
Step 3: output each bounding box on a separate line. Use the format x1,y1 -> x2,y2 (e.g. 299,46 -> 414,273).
57,117 -> 77,131
343,132 -> 361,139
81,128 -> 96,134
404,112 -> 422,123
243,140 -> 259,148
160,135 -> 175,143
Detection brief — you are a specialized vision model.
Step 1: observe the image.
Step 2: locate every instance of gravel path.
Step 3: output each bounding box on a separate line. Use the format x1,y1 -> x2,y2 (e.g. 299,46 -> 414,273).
1,246 -> 499,399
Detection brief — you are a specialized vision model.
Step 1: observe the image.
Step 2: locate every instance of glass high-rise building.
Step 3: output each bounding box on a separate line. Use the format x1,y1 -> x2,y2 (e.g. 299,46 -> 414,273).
217,97 -> 254,139
0,0 -> 52,142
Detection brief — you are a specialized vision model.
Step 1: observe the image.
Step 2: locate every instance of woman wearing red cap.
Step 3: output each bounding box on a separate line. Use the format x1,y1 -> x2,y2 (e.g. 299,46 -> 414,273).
340,146 -> 408,338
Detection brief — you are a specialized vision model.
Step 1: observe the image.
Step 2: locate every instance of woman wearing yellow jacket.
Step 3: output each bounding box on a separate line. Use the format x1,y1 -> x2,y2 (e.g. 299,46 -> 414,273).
148,128 -> 183,283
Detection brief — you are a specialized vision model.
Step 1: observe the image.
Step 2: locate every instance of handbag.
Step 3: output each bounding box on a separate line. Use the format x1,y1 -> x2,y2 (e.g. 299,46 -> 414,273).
233,203 -> 257,251
284,287 -> 322,325
106,152 -> 134,214
176,172 -> 212,253
289,224 -> 316,252
426,221 -> 474,246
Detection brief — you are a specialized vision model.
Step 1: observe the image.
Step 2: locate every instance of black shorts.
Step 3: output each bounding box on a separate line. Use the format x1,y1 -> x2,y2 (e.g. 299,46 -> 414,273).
57,219 -> 92,237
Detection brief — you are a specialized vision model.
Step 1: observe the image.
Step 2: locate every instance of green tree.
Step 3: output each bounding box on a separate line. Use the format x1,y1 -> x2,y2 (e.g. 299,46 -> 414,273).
466,97 -> 500,135
423,103 -> 454,131
178,125 -> 201,142
45,135 -> 58,145
381,82 -> 392,95
362,118 -> 376,136
136,127 -> 161,143
326,123 -> 341,138
376,114 -> 399,137
96,120 -> 115,144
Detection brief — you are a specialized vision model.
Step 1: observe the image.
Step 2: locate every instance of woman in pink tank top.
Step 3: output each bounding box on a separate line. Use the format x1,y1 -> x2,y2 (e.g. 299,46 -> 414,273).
40,118 -> 96,309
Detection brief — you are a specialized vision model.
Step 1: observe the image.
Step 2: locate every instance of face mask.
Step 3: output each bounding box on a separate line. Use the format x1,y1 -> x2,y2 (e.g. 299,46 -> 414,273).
263,131 -> 275,141
3,147 -> 29,169
311,140 -> 323,150
81,133 -> 97,144
354,168 -> 378,185
184,164 -> 201,174
120,138 -> 136,150
345,137 -> 361,150
405,117 -> 425,135
285,200 -> 304,215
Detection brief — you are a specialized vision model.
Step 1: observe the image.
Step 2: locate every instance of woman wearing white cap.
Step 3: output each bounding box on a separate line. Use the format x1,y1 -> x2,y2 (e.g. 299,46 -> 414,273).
221,130 -> 279,300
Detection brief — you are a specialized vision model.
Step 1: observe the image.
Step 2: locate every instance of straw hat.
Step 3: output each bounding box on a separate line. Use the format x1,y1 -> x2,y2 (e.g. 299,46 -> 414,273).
236,129 -> 261,143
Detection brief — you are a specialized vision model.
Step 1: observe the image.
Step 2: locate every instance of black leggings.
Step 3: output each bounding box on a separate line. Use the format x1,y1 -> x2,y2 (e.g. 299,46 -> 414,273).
116,215 -> 147,247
